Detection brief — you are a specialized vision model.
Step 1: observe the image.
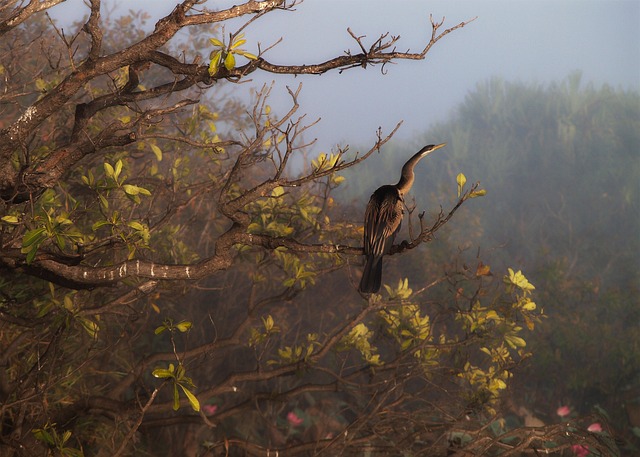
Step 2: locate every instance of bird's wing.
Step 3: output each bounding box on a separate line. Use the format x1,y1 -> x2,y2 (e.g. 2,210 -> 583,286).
364,187 -> 403,256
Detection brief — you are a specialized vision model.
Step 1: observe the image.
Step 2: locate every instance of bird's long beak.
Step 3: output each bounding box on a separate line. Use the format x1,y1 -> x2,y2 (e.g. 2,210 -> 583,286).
419,142 -> 446,158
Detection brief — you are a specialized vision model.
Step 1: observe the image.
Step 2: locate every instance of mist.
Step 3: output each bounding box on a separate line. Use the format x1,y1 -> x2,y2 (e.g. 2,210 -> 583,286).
49,0 -> 639,151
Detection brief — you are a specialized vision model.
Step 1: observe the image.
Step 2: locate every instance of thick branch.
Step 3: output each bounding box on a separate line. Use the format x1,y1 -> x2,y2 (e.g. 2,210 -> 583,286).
0,0 -> 65,35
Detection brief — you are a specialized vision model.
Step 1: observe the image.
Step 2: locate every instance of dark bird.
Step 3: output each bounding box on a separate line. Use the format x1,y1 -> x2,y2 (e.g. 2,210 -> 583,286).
359,143 -> 446,294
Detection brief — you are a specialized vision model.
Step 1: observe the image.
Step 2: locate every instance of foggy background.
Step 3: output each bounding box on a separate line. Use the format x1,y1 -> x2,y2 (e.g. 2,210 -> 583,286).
50,0 -> 640,152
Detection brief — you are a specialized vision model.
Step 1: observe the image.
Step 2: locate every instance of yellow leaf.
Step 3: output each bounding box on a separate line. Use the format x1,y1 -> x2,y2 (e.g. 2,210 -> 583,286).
224,52 -> 235,71
456,173 -> 466,197
209,37 -> 224,47
470,189 -> 487,198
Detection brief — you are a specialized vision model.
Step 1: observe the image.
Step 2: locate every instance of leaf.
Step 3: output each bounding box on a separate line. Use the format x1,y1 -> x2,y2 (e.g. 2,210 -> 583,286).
173,383 -> 180,410
35,78 -> 47,91
456,173 -> 466,198
231,38 -> 247,49
114,159 -> 123,180
150,143 -> 163,161
476,262 -> 491,277
61,430 -> 72,444
208,51 -> 222,76
123,184 -> 151,197
235,50 -> 257,60
224,52 -> 235,71
92,220 -> 111,231
79,318 -> 99,338
104,162 -> 115,178
98,194 -> 109,209
505,334 -> 527,349
33,428 -> 54,445
175,320 -> 192,332
152,368 -> 171,378
152,364 -> 175,378
128,221 -> 145,232
22,227 -> 47,248
504,268 -> 536,291
179,384 -> 201,412
209,37 -> 224,47
1,215 -> 19,224
469,189 -> 487,198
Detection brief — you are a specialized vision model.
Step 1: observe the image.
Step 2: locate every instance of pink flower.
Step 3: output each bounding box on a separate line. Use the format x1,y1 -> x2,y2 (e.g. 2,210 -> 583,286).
556,405 -> 571,417
587,422 -> 602,432
202,404 -> 217,415
287,411 -> 304,427
571,444 -> 590,457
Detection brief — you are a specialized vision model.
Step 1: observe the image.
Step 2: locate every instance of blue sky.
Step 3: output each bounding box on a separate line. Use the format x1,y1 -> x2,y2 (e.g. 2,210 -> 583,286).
49,0 -> 639,151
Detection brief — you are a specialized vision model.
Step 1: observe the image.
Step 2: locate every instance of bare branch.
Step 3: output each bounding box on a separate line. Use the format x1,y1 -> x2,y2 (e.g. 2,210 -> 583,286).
0,0 -> 65,36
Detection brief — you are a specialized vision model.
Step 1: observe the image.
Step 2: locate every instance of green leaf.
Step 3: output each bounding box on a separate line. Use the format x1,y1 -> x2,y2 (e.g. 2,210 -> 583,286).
25,246 -> 37,264
79,318 -> 99,339
208,51 -> 222,76
128,221 -> 145,231
179,384 -> 201,411
152,367 -> 174,379
33,428 -> 54,445
173,383 -> 180,411
92,220 -> 111,231
154,324 -> 167,335
22,227 -> 47,248
99,194 -> 109,209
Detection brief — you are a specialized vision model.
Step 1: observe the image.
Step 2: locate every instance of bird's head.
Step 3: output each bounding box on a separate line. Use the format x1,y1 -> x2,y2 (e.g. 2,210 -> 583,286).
419,142 -> 446,157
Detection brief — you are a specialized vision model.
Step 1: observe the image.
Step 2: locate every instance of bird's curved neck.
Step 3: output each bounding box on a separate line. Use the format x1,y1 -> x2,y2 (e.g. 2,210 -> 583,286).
396,147 -> 430,194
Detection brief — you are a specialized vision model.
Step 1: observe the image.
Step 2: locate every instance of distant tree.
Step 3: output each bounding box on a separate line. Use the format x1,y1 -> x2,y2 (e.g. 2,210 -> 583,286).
402,74 -> 639,451
0,2 -> 611,456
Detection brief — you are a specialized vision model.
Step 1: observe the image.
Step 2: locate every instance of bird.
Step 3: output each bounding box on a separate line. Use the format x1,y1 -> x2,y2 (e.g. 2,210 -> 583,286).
359,143 -> 446,294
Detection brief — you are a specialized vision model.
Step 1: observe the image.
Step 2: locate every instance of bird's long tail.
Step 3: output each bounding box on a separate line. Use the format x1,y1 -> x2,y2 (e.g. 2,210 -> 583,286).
359,255 -> 383,294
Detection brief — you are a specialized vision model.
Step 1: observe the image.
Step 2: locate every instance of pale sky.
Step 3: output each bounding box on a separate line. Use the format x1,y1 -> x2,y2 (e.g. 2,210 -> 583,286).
49,0 -> 640,151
